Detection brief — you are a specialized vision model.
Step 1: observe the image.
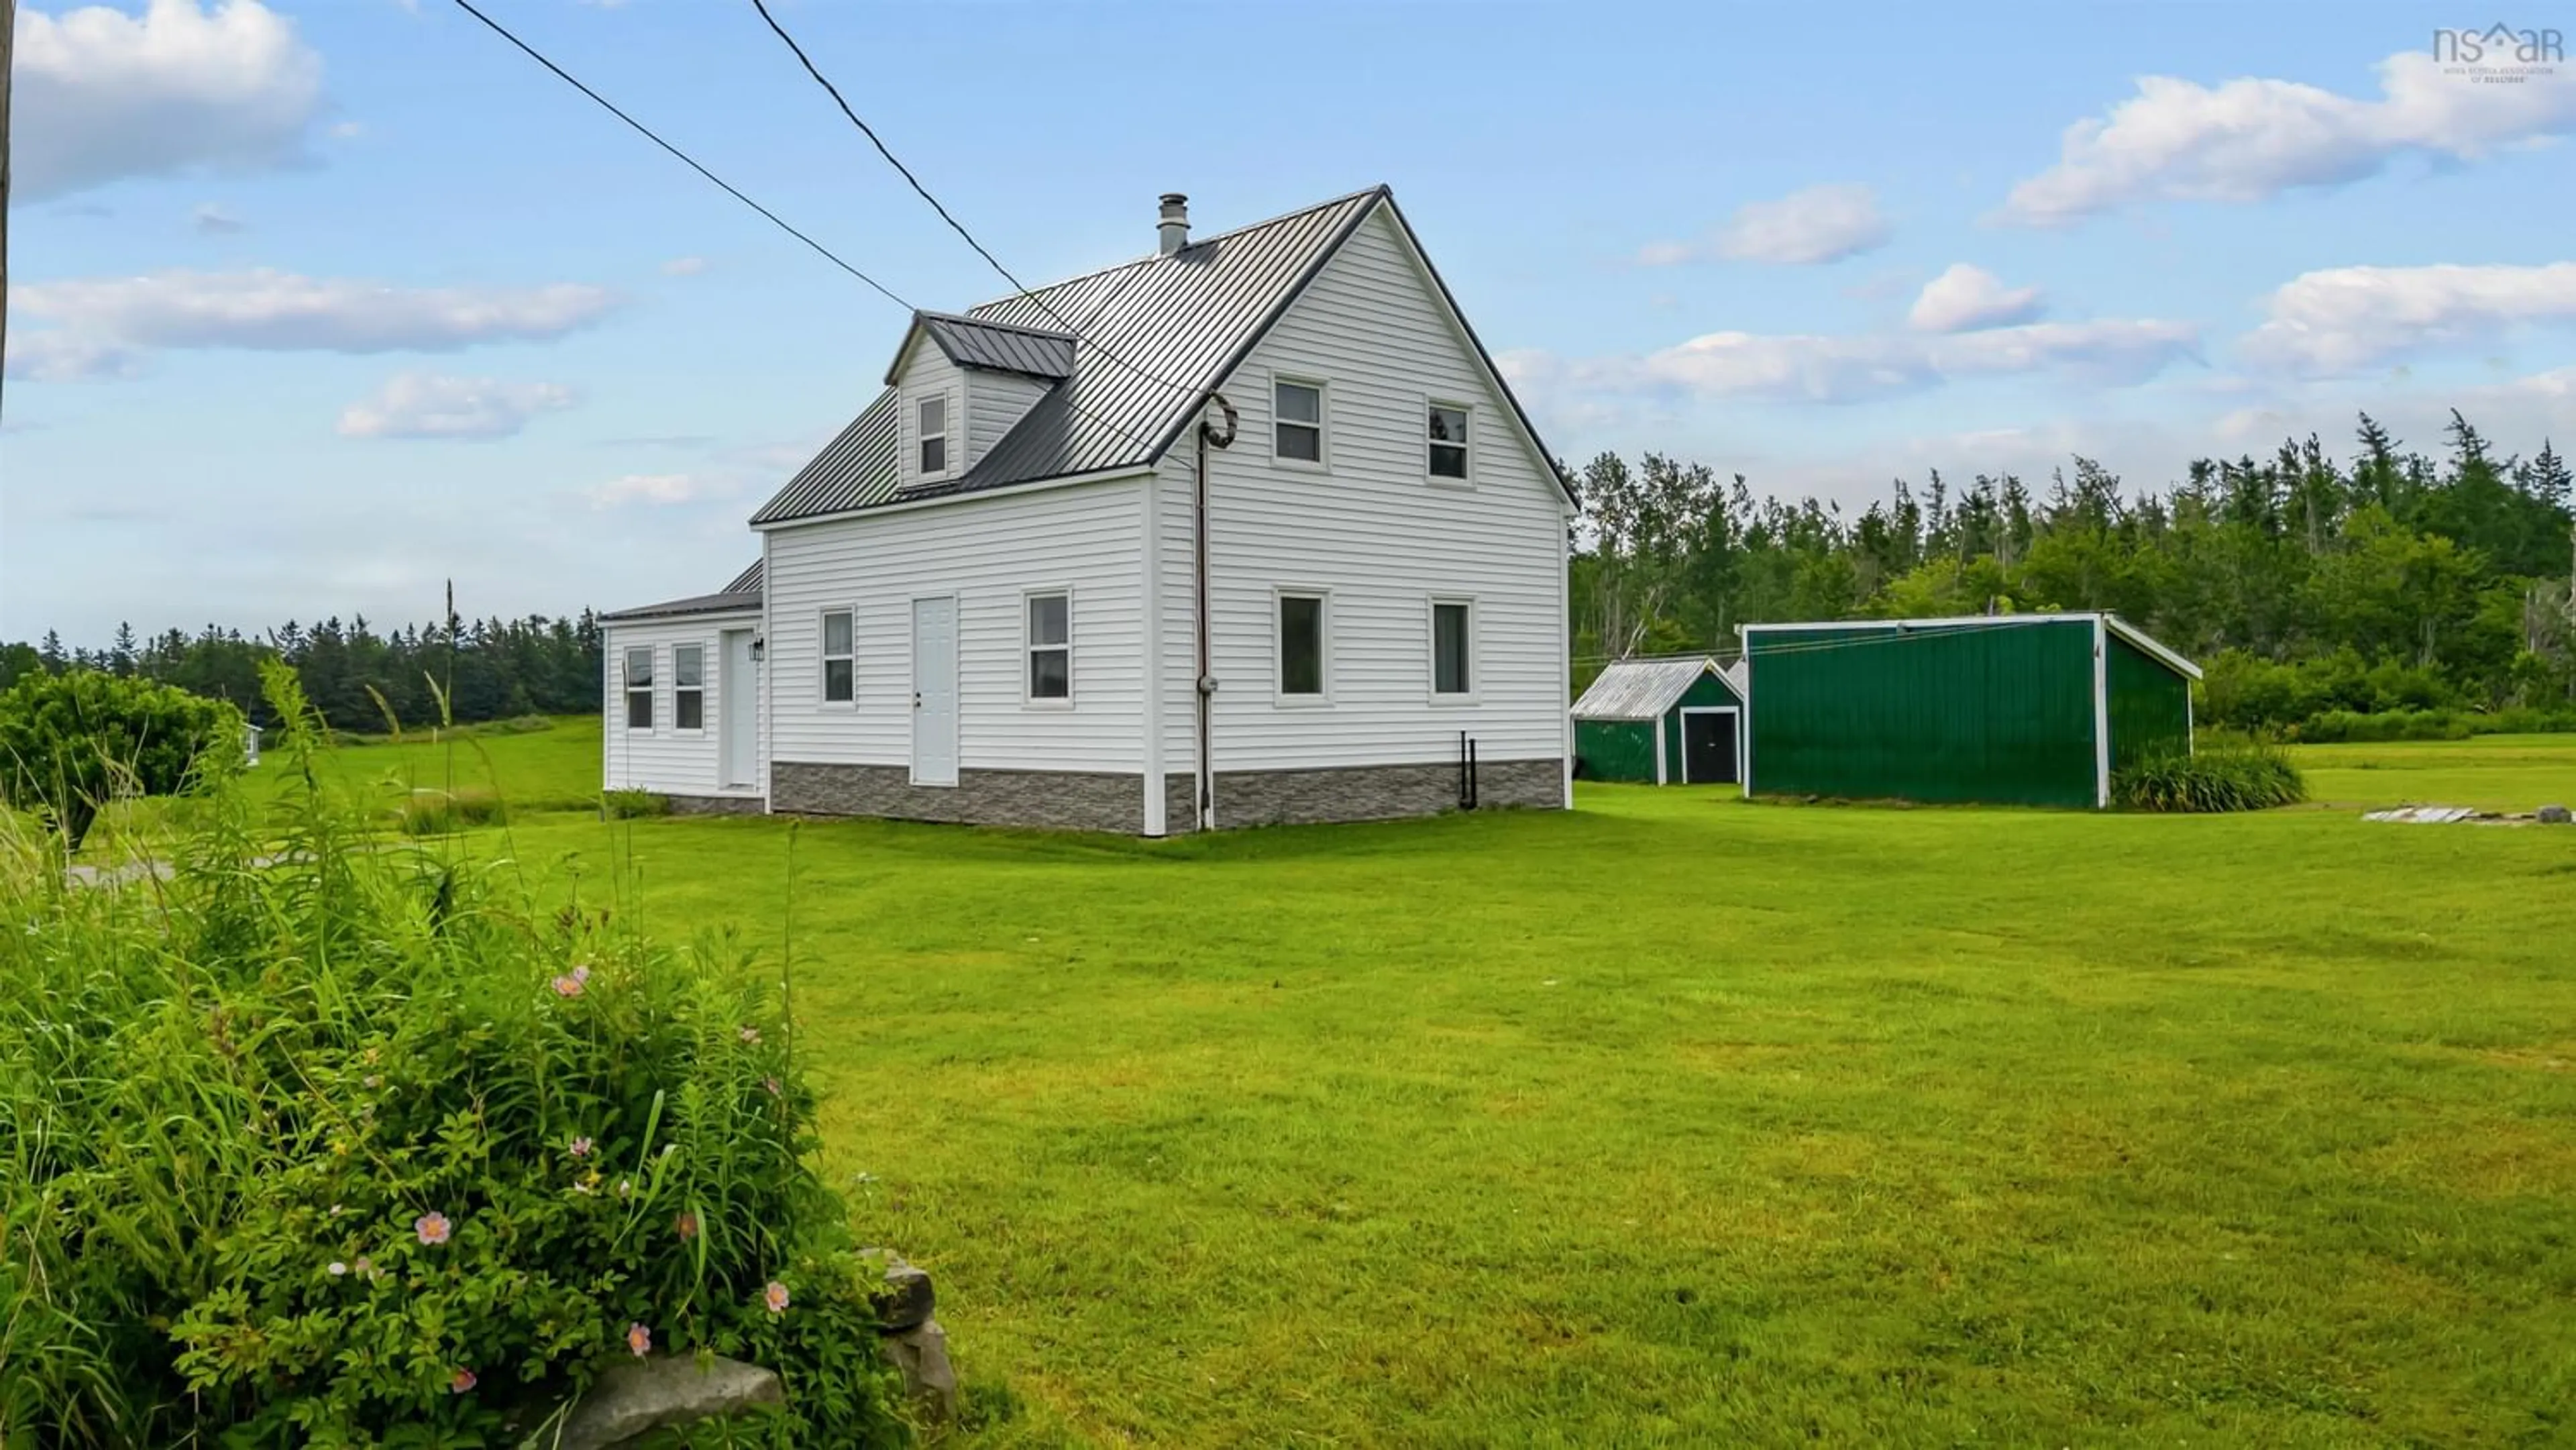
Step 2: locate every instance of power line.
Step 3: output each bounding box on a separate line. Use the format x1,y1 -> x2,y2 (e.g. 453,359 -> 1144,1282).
449,0 -> 910,312
743,0 -> 1206,407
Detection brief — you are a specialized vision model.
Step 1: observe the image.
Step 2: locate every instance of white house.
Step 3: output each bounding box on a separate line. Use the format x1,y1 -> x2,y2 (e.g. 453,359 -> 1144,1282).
600,186 -> 1575,833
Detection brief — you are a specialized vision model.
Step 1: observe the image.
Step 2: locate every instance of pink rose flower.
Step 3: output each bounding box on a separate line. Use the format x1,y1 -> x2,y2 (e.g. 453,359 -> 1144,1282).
569,1135 -> 593,1157
763,1280 -> 790,1316
626,1322 -> 652,1357
450,1367 -> 478,1394
414,1212 -> 451,1246
551,973 -> 584,998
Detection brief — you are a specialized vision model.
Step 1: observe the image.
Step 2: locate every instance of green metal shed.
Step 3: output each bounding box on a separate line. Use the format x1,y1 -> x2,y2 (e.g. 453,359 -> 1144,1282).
1739,613 -> 2199,808
1570,657 -> 1747,784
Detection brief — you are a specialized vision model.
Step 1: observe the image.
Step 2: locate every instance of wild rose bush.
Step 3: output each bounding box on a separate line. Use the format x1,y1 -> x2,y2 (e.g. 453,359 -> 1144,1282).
0,668 -> 906,1447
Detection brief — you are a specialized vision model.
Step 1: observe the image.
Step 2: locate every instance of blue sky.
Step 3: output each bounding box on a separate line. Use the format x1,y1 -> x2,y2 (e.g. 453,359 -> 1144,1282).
6,0 -> 2573,643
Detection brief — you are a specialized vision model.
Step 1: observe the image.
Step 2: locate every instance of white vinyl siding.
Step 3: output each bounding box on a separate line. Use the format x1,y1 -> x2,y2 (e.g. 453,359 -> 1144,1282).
969,372 -> 1050,470
764,478 -> 1146,773
1174,205 -> 1567,772
898,347 -> 964,488
601,613 -> 761,796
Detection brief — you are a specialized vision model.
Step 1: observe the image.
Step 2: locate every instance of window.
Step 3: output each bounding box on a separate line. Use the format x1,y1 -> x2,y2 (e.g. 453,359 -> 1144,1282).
1026,592 -> 1070,701
1427,403 -> 1470,480
821,611 -> 854,703
1273,378 -> 1323,463
1432,600 -> 1472,696
1277,592 -> 1326,698
673,644 -> 705,731
917,395 -> 949,476
624,646 -> 654,729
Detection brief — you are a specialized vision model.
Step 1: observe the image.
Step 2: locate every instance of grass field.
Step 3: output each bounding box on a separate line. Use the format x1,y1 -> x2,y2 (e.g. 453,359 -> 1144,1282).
301,724 -> 2576,1446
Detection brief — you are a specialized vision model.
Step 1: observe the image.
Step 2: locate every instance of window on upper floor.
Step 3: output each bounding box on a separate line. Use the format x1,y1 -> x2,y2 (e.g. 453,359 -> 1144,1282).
1273,378 -> 1324,464
918,395 -> 950,477
1026,591 -> 1071,702
674,644 -> 705,731
1428,403 -> 1471,482
821,611 -> 855,703
1277,592 -> 1326,700
1432,599 -> 1474,698
624,646 -> 654,730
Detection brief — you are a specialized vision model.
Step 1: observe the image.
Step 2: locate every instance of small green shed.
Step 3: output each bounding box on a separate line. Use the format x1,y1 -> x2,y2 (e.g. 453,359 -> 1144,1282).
1739,613 -> 2198,808
1571,657 -> 1747,785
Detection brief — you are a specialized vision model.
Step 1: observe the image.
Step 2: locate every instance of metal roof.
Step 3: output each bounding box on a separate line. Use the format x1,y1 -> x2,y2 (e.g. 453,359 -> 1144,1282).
1571,657 -> 1729,720
750,185 -> 1569,527
602,560 -> 765,623
1737,613 -> 2202,680
892,312 -> 1077,382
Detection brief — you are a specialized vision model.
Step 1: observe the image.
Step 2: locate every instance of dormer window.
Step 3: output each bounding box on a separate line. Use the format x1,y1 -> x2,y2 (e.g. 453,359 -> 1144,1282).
917,396 -> 950,476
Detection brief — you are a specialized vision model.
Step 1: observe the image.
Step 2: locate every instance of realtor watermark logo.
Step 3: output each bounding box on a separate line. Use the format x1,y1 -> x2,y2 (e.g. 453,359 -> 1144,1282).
2432,22 -> 2563,82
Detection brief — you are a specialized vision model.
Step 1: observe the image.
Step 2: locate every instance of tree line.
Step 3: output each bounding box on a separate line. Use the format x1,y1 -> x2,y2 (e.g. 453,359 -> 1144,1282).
1572,411 -> 2576,732
0,613 -> 604,733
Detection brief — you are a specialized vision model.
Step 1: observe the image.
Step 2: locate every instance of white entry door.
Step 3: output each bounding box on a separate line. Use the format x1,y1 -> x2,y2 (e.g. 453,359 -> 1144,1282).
720,629 -> 758,789
910,596 -> 959,786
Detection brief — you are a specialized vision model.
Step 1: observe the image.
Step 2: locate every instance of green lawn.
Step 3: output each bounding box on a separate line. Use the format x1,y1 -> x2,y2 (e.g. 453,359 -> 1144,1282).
372,729 -> 2576,1446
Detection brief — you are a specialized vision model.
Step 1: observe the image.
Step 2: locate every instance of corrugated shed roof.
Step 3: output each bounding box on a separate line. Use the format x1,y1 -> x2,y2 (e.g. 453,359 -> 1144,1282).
753,188 -> 1387,526
602,560 -> 765,623
909,313 -> 1075,379
1571,658 -> 1724,720
599,588 -> 761,623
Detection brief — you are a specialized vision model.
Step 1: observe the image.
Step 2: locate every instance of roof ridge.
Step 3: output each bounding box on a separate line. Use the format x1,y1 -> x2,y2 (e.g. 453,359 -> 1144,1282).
971,184 -> 1391,313
916,309 -> 1074,342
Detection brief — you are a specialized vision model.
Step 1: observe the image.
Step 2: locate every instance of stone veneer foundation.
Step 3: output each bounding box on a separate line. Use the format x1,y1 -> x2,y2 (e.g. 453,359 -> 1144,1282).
767,758 -> 1565,835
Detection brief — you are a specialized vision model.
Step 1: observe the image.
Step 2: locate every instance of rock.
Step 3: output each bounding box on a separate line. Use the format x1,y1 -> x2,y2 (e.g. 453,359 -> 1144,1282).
881,1318 -> 959,1425
877,1255 -> 936,1331
525,1355 -> 782,1450
2539,804 -> 2571,824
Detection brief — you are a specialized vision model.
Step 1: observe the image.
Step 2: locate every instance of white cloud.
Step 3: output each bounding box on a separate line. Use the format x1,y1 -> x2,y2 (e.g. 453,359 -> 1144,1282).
1909,264 -> 2047,332
659,256 -> 708,277
1717,184 -> 1891,265
1513,315 -> 2199,410
14,0 -> 326,201
1933,319 -> 2201,384
328,119 -> 363,139
1638,331 -> 1936,404
190,201 -> 246,234
2239,262 -> 2576,374
2000,50 -> 2576,226
337,373 -> 579,440
1637,183 -> 1892,267
3,330 -> 144,382
586,472 -> 731,507
14,268 -> 622,362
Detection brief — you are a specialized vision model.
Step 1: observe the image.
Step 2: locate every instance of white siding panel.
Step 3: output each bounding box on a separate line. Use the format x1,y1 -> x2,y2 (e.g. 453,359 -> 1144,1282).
1187,207 -> 1568,772
765,478 -> 1147,773
967,372 -> 1049,470
600,614 -> 761,796
896,350 -> 964,489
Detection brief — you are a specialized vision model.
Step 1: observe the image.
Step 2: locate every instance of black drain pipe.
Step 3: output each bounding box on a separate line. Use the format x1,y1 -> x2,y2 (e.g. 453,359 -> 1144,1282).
1458,731 -> 1480,811
1193,395 -> 1237,832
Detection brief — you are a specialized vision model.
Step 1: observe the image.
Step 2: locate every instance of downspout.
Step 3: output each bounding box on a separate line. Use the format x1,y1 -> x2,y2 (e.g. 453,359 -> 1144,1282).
1193,394 -> 1238,832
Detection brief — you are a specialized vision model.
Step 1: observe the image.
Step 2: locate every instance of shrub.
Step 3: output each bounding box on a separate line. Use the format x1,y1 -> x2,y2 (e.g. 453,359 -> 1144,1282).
0,668 -> 241,848
397,788 -> 511,835
604,789 -> 674,820
0,666 -> 907,1447
2292,708 -> 2474,743
2112,741 -> 2308,813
